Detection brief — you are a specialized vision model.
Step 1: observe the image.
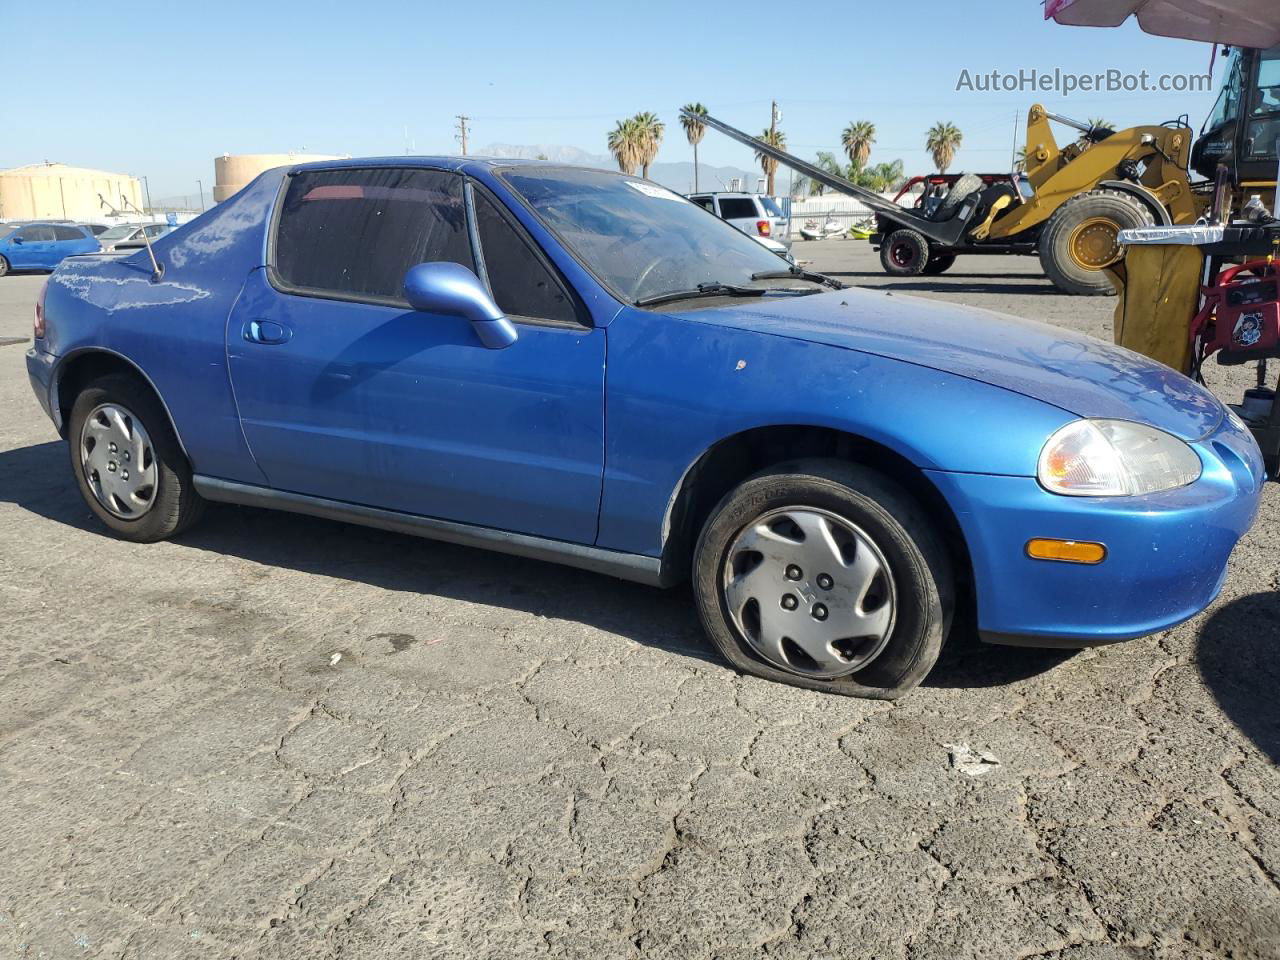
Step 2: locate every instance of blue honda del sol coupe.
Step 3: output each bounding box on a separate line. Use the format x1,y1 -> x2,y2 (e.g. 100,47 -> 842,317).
26,158 -> 1265,698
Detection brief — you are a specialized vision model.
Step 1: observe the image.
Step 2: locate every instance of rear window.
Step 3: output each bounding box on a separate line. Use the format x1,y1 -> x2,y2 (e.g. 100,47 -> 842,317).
717,198 -> 759,220
273,167 -> 473,302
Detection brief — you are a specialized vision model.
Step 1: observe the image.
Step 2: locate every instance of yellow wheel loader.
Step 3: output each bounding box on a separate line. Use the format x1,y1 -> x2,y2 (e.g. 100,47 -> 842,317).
687,106 -> 1201,296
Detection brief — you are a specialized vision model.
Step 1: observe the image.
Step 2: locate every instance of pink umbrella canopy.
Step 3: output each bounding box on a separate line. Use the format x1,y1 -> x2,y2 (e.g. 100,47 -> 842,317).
1045,0 -> 1280,48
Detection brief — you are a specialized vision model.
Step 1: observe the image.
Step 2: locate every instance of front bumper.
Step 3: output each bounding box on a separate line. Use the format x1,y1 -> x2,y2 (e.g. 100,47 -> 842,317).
927,413 -> 1265,646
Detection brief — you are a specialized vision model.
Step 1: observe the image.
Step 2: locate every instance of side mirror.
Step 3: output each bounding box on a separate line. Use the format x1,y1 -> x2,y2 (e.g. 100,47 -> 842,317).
402,261 -> 518,350
11,236 -> 23,244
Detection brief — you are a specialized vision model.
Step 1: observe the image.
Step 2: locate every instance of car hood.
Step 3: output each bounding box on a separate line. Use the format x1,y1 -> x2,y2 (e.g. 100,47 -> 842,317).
680,287 -> 1223,441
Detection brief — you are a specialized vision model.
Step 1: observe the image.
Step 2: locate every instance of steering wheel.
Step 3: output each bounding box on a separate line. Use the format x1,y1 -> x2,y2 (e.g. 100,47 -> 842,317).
634,253 -> 688,299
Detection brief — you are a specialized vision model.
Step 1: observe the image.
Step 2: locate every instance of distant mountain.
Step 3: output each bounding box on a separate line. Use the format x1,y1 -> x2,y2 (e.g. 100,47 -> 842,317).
476,143 -> 760,195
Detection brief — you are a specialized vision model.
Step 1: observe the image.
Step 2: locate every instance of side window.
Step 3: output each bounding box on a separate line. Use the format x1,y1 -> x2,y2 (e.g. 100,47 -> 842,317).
20,226 -> 57,242
717,198 -> 759,219
274,167 -> 473,302
690,196 -> 714,211
473,188 -> 577,324
1246,51 -> 1280,160
1205,54 -> 1244,132
53,225 -> 85,241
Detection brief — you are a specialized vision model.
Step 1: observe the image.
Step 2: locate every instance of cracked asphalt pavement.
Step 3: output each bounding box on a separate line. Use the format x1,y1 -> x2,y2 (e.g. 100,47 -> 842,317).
1,244 -> 1278,959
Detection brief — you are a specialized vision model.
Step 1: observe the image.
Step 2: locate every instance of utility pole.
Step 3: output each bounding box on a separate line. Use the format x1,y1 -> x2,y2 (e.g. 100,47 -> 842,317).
1011,109 -> 1021,171
768,101 -> 781,197
456,115 -> 470,156
197,179 -> 206,213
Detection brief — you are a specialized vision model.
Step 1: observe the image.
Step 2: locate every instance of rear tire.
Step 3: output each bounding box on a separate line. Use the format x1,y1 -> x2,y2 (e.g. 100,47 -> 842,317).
67,374 -> 205,542
1038,189 -> 1154,296
922,254 -> 957,275
880,228 -> 930,277
692,459 -> 954,699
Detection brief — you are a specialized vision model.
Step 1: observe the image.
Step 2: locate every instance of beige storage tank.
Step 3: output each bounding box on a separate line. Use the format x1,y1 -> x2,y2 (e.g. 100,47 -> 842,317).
214,153 -> 347,203
0,163 -> 144,222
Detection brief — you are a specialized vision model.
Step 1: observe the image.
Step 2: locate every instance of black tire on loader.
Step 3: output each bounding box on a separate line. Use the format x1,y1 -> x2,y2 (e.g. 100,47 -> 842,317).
1038,189 -> 1155,296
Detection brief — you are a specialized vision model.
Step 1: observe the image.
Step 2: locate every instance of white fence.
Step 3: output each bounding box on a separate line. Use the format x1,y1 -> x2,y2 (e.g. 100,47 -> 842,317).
780,193 -> 911,236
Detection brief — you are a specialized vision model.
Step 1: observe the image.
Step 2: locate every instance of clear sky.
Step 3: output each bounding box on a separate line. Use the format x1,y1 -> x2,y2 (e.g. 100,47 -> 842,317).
1,0 -> 1222,201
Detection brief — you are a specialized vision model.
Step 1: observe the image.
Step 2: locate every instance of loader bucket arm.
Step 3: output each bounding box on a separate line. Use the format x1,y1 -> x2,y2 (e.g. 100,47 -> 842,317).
684,108 -> 975,246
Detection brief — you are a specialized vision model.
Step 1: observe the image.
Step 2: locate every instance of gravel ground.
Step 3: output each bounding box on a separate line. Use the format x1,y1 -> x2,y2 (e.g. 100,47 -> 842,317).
1,244 -> 1278,959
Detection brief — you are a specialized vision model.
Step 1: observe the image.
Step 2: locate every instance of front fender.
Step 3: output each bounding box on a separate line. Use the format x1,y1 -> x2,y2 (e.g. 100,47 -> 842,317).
595,307 -> 1076,557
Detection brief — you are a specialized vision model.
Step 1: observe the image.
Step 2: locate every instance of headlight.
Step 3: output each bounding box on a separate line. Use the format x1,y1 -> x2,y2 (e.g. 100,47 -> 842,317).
1038,419 -> 1202,496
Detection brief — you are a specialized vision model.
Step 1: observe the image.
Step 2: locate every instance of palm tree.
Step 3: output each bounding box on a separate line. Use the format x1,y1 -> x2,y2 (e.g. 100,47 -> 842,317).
634,112 -> 665,179
1077,117 -> 1114,148
607,118 -> 640,175
857,159 -> 905,193
926,122 -> 963,173
841,121 -> 876,175
798,151 -> 846,196
755,127 -> 786,196
680,103 -> 708,192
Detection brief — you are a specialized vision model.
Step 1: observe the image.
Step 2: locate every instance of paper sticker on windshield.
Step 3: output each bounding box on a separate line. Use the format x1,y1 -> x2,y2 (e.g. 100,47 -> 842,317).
626,180 -> 683,201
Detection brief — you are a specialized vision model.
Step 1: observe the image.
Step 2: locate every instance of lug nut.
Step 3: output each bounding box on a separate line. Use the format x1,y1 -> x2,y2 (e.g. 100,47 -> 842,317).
109,442 -> 118,453
812,604 -> 828,621
816,573 -> 833,590
781,594 -> 799,610
785,565 -> 803,580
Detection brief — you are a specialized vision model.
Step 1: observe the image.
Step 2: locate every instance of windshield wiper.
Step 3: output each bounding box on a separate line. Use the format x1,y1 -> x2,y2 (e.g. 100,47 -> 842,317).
635,281 -> 774,307
751,266 -> 844,289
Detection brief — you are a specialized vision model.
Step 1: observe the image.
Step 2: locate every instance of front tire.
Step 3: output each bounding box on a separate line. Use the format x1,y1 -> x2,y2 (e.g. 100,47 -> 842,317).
0,255 -> 9,278
1038,189 -> 1154,296
880,228 -> 930,277
67,374 -> 205,541
692,460 -> 953,699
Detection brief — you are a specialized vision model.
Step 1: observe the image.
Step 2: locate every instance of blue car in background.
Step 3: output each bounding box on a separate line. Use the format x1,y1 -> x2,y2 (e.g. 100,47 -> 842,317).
0,222 -> 99,276
23,158 -> 1266,698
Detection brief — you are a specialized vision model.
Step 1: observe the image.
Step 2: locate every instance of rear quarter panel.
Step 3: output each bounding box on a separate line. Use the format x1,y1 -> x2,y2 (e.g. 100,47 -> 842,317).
41,170 -> 287,483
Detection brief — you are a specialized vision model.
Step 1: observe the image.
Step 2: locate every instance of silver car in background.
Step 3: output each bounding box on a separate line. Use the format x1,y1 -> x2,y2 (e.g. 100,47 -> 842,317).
96,223 -> 171,252
687,191 -> 793,260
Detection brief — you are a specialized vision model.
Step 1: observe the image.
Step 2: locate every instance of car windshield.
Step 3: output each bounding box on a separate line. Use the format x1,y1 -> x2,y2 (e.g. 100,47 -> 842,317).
98,225 -> 137,241
0,225 -> 18,242
500,167 -> 794,304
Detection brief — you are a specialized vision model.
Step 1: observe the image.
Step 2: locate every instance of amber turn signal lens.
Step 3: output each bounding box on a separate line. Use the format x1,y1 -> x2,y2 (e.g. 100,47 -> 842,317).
1025,538 -> 1106,564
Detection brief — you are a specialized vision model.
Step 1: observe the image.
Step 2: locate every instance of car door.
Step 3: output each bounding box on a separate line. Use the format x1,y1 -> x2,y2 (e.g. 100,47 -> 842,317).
10,225 -> 57,268
226,165 -> 606,544
51,225 -> 93,262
